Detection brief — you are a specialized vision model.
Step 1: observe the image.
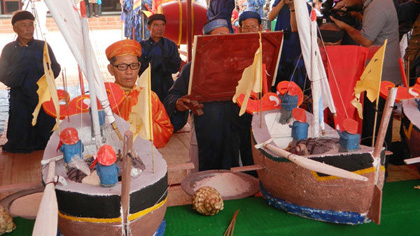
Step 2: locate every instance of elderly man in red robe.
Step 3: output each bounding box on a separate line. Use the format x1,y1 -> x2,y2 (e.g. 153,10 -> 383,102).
105,39 -> 173,148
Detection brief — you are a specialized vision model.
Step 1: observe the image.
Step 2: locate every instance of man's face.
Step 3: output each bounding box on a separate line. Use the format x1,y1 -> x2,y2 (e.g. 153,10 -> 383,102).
209,26 -> 230,35
239,18 -> 262,33
147,20 -> 166,40
13,19 -> 34,41
107,54 -> 140,89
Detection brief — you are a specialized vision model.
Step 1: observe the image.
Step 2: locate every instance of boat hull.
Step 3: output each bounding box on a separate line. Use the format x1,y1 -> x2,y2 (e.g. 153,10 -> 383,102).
252,110 -> 385,224
402,99 -> 420,157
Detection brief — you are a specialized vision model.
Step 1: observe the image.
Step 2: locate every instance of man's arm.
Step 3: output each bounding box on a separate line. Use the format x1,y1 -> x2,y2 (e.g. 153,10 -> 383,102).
47,44 -> 61,78
330,16 -> 373,47
151,91 -> 174,148
163,63 -> 192,132
0,45 -> 26,88
267,0 -> 284,21
163,40 -> 181,74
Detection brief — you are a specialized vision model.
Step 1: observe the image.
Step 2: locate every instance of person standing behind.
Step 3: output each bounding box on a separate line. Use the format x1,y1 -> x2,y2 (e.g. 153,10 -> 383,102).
268,0 -> 310,91
245,0 -> 265,18
0,11 -> 61,153
138,14 -> 181,102
164,18 -> 259,173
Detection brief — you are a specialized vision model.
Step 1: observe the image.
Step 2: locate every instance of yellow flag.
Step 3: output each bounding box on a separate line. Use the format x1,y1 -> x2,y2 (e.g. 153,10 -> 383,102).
351,40 -> 387,119
32,41 -> 60,131
129,64 -> 153,142
232,32 -> 263,116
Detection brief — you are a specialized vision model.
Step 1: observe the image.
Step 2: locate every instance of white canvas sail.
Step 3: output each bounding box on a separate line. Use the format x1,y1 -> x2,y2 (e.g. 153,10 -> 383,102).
43,0 -> 115,142
294,0 -> 336,137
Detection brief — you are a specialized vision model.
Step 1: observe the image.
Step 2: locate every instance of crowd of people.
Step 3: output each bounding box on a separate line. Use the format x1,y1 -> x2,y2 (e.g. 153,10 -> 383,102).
1,0 -> 420,174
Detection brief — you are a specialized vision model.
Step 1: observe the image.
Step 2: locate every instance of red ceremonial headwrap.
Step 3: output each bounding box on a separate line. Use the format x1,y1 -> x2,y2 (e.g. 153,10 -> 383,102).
105,39 -> 142,61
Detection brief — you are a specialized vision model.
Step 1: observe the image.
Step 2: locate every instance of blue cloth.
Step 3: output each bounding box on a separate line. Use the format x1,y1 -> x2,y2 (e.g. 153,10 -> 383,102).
59,140 -> 84,164
291,121 -> 309,141
139,37 -> 181,101
163,63 -> 254,171
96,163 -> 119,187
123,0 -> 151,41
0,39 -> 61,153
338,130 -> 360,150
203,19 -> 229,34
207,0 -> 235,33
245,0 -> 265,18
271,1 -> 310,91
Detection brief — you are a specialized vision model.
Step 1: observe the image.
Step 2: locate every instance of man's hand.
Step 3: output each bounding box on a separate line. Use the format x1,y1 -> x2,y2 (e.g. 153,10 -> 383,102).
329,16 -> 348,30
333,0 -> 362,10
175,95 -> 204,116
175,96 -> 191,112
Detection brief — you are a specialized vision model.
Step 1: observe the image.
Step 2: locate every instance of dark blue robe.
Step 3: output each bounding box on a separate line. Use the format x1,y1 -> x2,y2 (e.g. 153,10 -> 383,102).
139,37 -> 181,102
163,63 -> 254,171
0,39 -> 61,153
207,0 -> 235,33
271,1 -> 310,91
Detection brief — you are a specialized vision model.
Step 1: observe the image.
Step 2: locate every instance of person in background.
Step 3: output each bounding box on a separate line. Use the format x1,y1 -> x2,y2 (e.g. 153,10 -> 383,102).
331,0 -> 402,170
89,0 -> 99,17
105,39 -> 173,148
245,0 -> 265,17
207,0 -> 236,32
238,10 -> 263,33
268,0 -> 310,92
138,14 -> 181,102
164,17 -> 258,173
0,11 -> 61,153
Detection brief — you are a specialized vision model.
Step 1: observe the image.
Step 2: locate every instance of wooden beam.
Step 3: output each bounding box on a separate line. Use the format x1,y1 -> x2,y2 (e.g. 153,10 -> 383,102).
231,165 -> 264,173
168,162 -> 195,172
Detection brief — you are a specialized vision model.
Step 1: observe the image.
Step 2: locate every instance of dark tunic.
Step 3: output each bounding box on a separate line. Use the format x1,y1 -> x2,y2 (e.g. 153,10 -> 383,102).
207,0 -> 235,33
163,63 -> 254,171
271,1 -> 310,91
0,39 -> 61,153
139,37 -> 181,102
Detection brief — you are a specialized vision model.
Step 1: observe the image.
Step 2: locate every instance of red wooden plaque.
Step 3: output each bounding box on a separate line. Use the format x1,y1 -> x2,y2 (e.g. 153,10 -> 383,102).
189,31 -> 283,102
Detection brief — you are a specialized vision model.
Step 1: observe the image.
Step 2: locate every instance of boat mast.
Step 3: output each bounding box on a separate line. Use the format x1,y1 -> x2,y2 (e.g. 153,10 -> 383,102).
82,19 -> 102,147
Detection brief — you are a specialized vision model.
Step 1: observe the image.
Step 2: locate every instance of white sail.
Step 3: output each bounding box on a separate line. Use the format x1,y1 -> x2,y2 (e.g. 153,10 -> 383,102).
43,0 -> 115,142
294,0 -> 336,137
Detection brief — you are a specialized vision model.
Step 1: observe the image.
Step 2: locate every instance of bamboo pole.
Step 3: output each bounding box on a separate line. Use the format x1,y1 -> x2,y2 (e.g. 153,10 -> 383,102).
256,140 -> 368,182
121,131 -> 133,235
32,159 -> 58,236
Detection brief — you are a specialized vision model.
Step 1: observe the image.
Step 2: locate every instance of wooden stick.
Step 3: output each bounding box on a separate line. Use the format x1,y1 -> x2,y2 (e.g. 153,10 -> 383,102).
259,141 -> 368,182
404,157 -> 420,165
167,162 -> 195,171
231,165 -> 264,173
372,87 -> 397,159
368,87 -> 397,225
32,160 -> 58,236
224,210 -> 240,236
121,131 -> 133,234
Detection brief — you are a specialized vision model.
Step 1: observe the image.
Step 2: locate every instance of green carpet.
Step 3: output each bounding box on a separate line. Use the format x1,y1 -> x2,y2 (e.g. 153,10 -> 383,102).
8,179 -> 420,236
164,179 -> 420,236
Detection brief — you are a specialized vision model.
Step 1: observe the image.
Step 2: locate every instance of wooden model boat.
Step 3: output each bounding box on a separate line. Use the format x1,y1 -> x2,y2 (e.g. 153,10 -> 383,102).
41,114 -> 168,236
